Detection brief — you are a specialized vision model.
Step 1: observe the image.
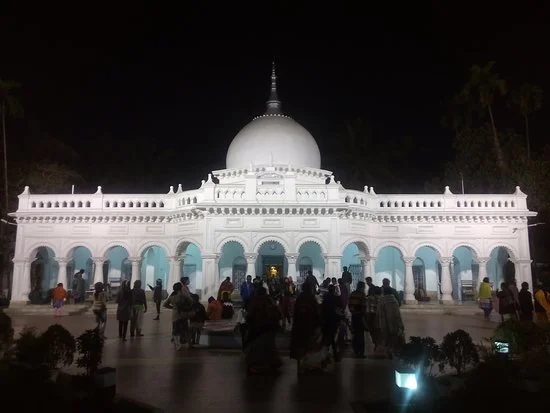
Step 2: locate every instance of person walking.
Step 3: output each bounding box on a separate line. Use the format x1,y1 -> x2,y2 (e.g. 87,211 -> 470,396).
51,283 -> 67,317
92,282 -> 107,339
130,280 -> 147,337
116,280 -> 132,341
148,279 -> 163,320
478,277 -> 493,320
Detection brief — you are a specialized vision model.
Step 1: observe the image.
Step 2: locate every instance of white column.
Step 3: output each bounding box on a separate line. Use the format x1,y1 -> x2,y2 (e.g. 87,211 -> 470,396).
201,253 -> 218,298
166,256 -> 178,290
284,253 -> 298,280
215,254 -> 221,282
327,256 -> 343,278
93,257 -> 104,285
322,254 -> 329,278
11,258 -> 30,303
403,257 -> 417,304
440,257 -> 453,304
363,257 -> 372,281
56,258 -> 69,288
514,259 -> 533,287
370,256 -> 377,283
130,257 -> 141,286
476,257 -> 489,293
245,253 -> 258,277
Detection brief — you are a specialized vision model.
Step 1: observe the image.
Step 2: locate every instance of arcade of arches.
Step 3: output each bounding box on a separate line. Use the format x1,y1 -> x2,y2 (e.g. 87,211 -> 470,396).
20,241 -> 519,304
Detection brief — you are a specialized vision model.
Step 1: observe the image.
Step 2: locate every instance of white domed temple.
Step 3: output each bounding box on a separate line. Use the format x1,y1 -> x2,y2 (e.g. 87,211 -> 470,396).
9,66 -> 536,305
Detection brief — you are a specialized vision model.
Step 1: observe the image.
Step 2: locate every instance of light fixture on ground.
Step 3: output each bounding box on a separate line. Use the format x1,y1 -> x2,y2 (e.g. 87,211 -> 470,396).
391,368 -> 419,407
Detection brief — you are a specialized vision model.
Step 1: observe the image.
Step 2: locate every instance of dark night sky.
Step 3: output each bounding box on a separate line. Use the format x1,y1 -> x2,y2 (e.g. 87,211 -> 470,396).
1,3 -> 549,194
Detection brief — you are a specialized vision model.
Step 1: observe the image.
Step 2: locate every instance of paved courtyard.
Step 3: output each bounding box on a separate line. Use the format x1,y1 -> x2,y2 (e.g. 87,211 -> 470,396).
8,310 -> 498,412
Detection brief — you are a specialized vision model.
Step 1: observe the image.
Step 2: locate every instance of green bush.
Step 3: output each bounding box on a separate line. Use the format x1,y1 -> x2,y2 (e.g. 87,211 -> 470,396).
41,324 -> 76,369
440,329 -> 479,376
397,336 -> 443,376
76,329 -> 104,376
491,319 -> 547,354
14,327 -> 45,367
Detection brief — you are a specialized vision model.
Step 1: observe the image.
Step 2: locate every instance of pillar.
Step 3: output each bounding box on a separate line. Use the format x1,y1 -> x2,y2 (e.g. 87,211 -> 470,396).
201,253 -> 218,298
129,257 -> 141,286
11,258 -> 30,303
403,257 -> 417,304
56,258 -> 69,288
363,257 -> 372,281
92,257 -> 104,285
166,256 -> 179,290
514,259 -> 533,287
327,255 -> 343,278
370,256 -> 377,283
284,253 -> 298,280
245,252 -> 258,277
440,257 -> 453,304
477,257 -> 489,291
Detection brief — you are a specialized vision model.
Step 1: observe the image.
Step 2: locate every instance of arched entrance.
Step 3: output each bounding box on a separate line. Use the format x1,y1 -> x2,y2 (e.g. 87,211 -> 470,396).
488,247 -> 516,288
341,241 -> 369,290
452,246 -> 479,302
140,246 -> 169,289
103,246 -> 130,287
375,246 -> 405,297
298,241 -> 324,286
257,241 -> 287,280
176,242 -> 202,293
66,246 -> 93,291
218,241 -> 246,290
413,246 -> 441,301
29,247 -> 58,304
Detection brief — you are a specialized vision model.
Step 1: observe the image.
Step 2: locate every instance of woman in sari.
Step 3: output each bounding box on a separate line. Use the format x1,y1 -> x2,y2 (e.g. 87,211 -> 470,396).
378,286 -> 405,358
290,280 -> 329,374
478,277 -> 493,319
244,286 -> 282,375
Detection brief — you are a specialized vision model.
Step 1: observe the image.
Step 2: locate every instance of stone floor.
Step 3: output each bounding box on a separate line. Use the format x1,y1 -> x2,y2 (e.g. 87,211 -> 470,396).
8,310 -> 498,412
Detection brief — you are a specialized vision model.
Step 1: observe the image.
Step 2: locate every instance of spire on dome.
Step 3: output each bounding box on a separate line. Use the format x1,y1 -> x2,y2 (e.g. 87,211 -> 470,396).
265,62 -> 282,115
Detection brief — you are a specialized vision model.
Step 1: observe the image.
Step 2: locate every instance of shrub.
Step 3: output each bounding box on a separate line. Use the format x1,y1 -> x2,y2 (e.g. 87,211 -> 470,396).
440,329 -> 479,376
397,336 -> 443,376
41,324 -> 76,369
0,310 -> 14,360
14,327 -> 45,367
492,319 -> 547,354
76,329 -> 104,376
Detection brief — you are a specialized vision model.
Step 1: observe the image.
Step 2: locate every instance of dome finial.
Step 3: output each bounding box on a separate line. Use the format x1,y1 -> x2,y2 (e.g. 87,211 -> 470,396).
265,62 -> 282,115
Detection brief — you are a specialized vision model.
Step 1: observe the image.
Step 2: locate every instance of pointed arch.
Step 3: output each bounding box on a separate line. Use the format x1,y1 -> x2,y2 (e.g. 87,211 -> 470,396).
296,236 -> 327,254
100,241 -> 132,258
372,241 -> 407,258
216,236 -> 249,253
486,243 -> 518,262
136,240 -> 171,257
449,241 -> 481,259
339,238 -> 371,258
253,236 -> 290,253
411,241 -> 444,258
62,241 -> 96,259
26,242 -> 59,260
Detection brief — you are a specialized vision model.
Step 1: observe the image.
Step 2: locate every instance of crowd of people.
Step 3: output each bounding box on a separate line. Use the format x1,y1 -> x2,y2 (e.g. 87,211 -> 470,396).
478,272 -> 550,322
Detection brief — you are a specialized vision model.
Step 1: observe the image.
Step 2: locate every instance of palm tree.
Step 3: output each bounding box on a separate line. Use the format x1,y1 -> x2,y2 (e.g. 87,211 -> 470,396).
510,83 -> 543,160
0,79 -> 22,217
461,62 -> 507,175
0,79 -> 22,296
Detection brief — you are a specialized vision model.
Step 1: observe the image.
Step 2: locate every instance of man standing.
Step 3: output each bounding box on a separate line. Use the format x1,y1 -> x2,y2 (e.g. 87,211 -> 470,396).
240,275 -> 255,309
348,281 -> 367,358
342,266 -> 352,286
365,277 -> 376,296
72,269 -> 85,303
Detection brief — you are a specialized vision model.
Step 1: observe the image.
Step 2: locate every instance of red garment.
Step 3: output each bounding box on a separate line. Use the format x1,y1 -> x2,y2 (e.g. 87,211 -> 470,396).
52,287 -> 67,301
207,300 -> 223,320
217,281 -> 234,300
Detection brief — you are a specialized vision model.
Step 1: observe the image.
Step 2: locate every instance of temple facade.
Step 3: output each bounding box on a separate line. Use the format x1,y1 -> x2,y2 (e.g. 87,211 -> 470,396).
9,66 -> 536,304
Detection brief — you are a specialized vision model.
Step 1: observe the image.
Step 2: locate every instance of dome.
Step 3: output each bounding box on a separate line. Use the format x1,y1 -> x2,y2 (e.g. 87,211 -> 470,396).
226,114 -> 321,170
225,63 -> 321,170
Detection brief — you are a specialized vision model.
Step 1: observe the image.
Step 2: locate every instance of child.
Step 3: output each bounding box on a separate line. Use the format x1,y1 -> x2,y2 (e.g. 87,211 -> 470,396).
519,282 -> 534,321
52,283 -> 67,317
189,294 -> 207,346
92,282 -> 107,338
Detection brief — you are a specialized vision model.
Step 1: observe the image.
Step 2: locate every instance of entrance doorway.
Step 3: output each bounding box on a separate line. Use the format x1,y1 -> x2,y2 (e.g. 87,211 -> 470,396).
261,255 -> 284,279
